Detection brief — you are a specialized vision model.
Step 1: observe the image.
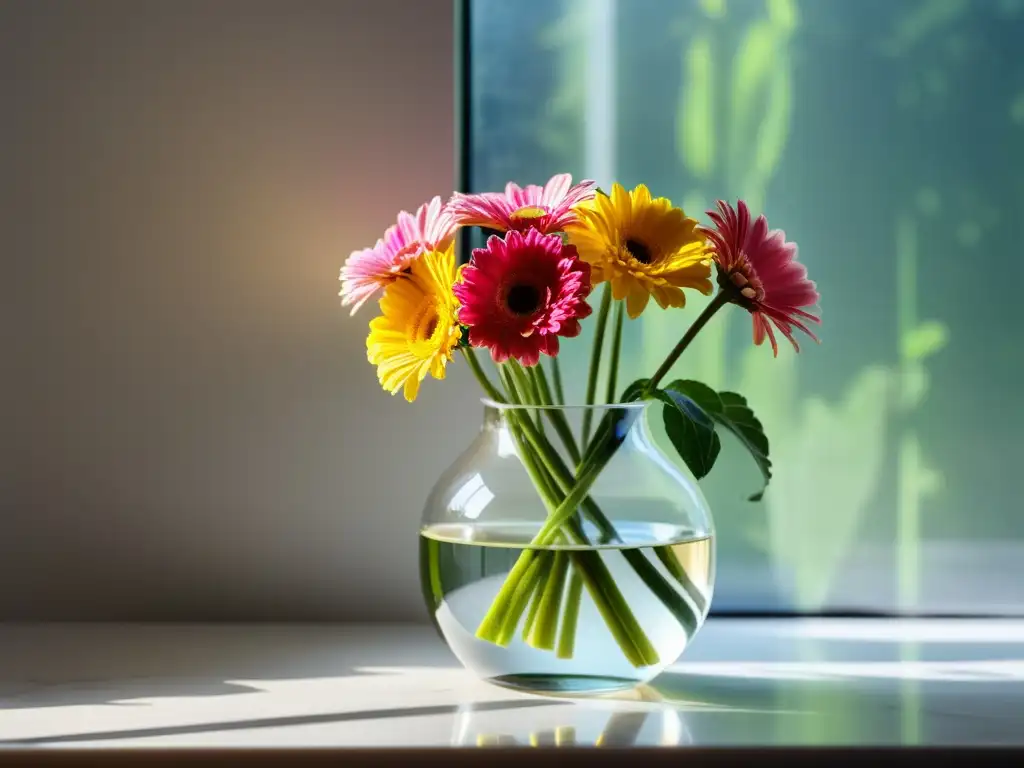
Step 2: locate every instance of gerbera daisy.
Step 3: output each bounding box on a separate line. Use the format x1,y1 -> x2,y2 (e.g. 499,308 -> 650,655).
565,183 -> 712,319
454,228 -> 592,366
703,200 -> 820,356
339,196 -> 457,315
448,173 -> 596,235
366,243 -> 462,402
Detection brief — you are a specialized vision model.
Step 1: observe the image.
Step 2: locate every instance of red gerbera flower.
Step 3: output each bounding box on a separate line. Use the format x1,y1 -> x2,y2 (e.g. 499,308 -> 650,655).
703,200 -> 821,356
454,228 -> 593,366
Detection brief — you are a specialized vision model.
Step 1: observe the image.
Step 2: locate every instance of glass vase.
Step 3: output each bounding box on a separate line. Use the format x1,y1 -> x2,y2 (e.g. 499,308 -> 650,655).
419,400 -> 715,695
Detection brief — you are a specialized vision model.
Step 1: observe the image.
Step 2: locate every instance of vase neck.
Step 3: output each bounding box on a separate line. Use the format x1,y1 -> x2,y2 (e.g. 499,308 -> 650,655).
481,401 -> 650,458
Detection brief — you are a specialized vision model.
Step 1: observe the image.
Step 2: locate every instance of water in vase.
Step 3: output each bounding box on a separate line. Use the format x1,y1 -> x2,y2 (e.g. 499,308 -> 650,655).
420,521 -> 715,694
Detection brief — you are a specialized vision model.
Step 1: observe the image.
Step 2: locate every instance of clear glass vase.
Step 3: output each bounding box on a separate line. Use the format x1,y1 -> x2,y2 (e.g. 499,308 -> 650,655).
419,400 -> 715,696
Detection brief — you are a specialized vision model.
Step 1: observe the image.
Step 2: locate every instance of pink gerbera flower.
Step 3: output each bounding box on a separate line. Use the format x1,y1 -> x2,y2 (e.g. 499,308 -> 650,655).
454,228 -> 593,366
448,173 -> 597,235
339,196 -> 457,314
703,200 -> 820,356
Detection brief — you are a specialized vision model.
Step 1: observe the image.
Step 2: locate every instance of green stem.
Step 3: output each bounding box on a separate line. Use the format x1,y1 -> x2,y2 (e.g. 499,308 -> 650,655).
504,400 -> 704,637
474,380 -> 567,639
475,548 -> 538,640
420,536 -> 444,612
480,400 -> 697,656
570,549 -> 658,667
530,366 -> 581,465
550,358 -> 566,404
508,360 -> 538,405
557,571 -> 584,659
527,549 -> 569,650
630,549 -> 698,638
510,359 -> 545,422
501,362 -> 529,405
605,300 -> 625,405
481,407 -> 655,661
503,419 -> 562,644
462,347 -> 505,402
582,283 -> 613,444
646,290 -> 731,393
477,415 -> 696,657
655,546 -> 708,615
516,427 -> 561,505
496,553 -> 549,646
465,337 -> 696,662
485,383 -> 656,657
533,460 -> 607,547
522,570 -> 546,640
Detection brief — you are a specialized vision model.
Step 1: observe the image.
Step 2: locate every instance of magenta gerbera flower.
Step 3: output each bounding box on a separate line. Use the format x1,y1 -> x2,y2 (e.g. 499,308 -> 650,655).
339,196 -> 457,314
448,173 -> 597,235
704,200 -> 821,356
454,228 -> 593,366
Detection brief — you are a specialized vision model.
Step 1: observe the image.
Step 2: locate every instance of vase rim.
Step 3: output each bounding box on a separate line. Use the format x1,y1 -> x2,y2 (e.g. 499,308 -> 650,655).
481,397 -> 647,411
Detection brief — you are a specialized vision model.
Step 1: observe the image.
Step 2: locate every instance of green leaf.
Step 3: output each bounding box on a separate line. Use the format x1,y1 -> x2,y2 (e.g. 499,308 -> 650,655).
666,380 -> 772,501
650,388 -> 721,481
618,377 -> 722,482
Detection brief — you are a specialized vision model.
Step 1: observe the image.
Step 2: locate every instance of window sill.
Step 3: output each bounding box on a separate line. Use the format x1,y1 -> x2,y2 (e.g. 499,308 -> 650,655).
0,618 -> 1020,760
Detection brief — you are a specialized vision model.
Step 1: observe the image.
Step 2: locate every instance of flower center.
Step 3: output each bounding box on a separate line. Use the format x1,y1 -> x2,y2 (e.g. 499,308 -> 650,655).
509,205 -> 548,221
728,259 -> 765,304
505,283 -> 541,316
410,300 -> 440,344
625,238 -> 653,265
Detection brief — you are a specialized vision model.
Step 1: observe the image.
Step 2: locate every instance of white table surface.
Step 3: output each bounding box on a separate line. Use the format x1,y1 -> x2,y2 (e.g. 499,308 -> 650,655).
0,618 -> 1022,749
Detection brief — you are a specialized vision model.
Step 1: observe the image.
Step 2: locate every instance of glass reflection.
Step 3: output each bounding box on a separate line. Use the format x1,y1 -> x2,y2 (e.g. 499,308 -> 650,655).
451,685 -> 690,747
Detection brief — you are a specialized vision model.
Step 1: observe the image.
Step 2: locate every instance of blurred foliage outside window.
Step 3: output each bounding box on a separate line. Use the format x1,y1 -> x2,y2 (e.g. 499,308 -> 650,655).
464,0 -> 1024,615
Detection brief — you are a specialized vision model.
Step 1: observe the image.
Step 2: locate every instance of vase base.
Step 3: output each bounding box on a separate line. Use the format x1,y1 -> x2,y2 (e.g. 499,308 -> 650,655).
487,673 -> 639,697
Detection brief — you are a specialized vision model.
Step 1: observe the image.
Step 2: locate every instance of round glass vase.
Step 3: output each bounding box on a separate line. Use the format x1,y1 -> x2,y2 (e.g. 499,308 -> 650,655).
419,399 -> 715,696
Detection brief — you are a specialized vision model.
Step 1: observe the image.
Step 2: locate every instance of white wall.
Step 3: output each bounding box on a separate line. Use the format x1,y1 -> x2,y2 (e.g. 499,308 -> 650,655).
0,0 -> 477,619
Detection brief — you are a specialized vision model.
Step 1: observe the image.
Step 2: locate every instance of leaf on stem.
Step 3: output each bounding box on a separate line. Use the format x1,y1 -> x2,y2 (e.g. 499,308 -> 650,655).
619,377 -> 772,502
666,380 -> 772,501
650,388 -> 721,482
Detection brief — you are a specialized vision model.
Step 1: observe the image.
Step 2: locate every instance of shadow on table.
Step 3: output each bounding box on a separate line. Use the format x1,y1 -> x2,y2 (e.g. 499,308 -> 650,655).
0,624 -> 457,710
0,699 -> 561,746
1,683 -> 708,747
6,619 -> 1023,748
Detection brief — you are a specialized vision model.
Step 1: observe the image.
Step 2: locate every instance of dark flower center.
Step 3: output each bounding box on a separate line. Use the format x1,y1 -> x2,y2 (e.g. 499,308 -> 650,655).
625,238 -> 653,265
506,283 -> 541,316
411,301 -> 440,343
715,257 -> 765,308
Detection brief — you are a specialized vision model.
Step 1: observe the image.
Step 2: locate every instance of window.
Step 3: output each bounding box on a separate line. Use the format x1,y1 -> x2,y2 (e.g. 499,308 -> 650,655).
460,0 -> 1024,615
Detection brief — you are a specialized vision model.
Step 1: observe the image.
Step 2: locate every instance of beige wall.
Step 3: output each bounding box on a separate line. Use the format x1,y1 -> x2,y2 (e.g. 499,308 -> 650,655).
0,0 -> 477,619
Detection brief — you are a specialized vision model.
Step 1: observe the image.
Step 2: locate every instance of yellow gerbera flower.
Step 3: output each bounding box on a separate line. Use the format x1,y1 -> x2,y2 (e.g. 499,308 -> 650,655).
366,244 -> 462,402
566,183 -> 713,318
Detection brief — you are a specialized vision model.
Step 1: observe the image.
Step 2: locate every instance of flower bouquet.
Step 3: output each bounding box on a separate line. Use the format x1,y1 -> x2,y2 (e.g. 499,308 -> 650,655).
340,175 -> 819,691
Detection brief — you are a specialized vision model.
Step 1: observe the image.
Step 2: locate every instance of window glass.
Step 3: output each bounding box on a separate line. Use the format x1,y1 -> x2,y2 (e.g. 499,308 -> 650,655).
464,0 -> 1024,614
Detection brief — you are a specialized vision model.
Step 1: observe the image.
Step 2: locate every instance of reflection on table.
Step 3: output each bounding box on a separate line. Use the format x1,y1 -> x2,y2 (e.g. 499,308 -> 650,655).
452,685 -> 689,747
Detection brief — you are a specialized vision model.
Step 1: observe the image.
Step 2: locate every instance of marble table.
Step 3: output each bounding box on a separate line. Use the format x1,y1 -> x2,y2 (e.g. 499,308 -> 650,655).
0,618 -> 1021,762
